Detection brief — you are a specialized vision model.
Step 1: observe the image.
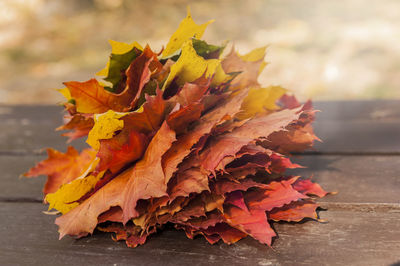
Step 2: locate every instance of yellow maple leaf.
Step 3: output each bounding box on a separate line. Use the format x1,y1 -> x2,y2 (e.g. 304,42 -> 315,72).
87,110 -> 128,150
161,7 -> 214,58
45,167 -> 105,214
162,39 -> 229,89
237,86 -> 286,120
56,87 -> 72,101
240,46 -> 268,74
97,40 -> 143,76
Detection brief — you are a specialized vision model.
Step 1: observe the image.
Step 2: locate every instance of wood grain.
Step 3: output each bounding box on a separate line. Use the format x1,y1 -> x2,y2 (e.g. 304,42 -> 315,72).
288,155 -> 400,204
0,105 -> 86,154
0,155 -> 45,201
312,100 -> 400,154
0,202 -> 398,266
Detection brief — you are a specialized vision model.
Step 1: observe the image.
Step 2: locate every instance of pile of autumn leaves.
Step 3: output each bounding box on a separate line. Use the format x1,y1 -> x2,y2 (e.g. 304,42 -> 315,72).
25,10 -> 329,248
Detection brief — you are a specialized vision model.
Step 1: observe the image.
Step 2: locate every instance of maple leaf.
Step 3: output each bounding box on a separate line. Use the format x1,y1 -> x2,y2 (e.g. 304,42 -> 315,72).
221,47 -> 266,89
293,178 -> 330,198
162,39 -> 229,90
57,114 -> 94,142
122,88 -> 173,134
97,40 -> 143,90
86,110 -> 128,150
123,45 -> 162,109
24,147 -> 96,195
64,79 -> 119,114
45,170 -> 105,214
245,177 -> 307,212
173,75 -> 211,107
269,200 -> 319,222
57,87 -> 74,105
162,7 -> 214,58
237,86 -> 286,120
224,205 -> 276,245
97,129 -> 148,173
268,153 -> 303,174
65,47 -> 160,114
166,102 -> 204,134
239,46 -> 268,74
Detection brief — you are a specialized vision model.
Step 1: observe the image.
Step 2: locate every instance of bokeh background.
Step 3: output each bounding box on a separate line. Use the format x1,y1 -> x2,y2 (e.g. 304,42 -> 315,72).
1,0 -> 399,104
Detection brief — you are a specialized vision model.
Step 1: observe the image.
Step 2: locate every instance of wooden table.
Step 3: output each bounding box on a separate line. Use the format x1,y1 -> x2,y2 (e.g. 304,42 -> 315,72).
1,101 -> 399,266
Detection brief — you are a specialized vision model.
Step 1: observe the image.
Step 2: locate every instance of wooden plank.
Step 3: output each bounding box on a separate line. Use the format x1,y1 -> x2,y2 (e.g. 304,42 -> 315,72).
0,202 -> 399,266
288,155 -> 400,204
0,105 -> 86,154
1,100 -> 400,154
2,155 -> 399,204
0,155 -> 45,202
312,100 -> 400,154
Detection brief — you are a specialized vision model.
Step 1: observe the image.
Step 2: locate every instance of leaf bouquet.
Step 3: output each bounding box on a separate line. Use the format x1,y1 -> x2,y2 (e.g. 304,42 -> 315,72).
25,9 -> 330,248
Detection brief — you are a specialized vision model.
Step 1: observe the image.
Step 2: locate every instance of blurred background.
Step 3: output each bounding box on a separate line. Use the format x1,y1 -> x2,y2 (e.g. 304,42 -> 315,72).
1,0 -> 399,104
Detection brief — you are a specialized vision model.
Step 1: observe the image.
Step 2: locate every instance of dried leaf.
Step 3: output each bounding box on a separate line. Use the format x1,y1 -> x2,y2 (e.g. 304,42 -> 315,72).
221,47 -> 265,89
168,168 -> 209,201
162,7 -> 214,58
224,205 -> 276,245
64,79 -> 123,113
57,114 -> 94,142
97,40 -> 143,89
293,178 -> 329,197
24,147 -> 96,195
246,177 -> 307,211
237,86 -> 286,120
46,170 -> 105,214
269,200 -> 319,222
86,110 -> 128,150
124,45 -> 162,109
163,39 -> 229,90
97,129 -> 148,173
